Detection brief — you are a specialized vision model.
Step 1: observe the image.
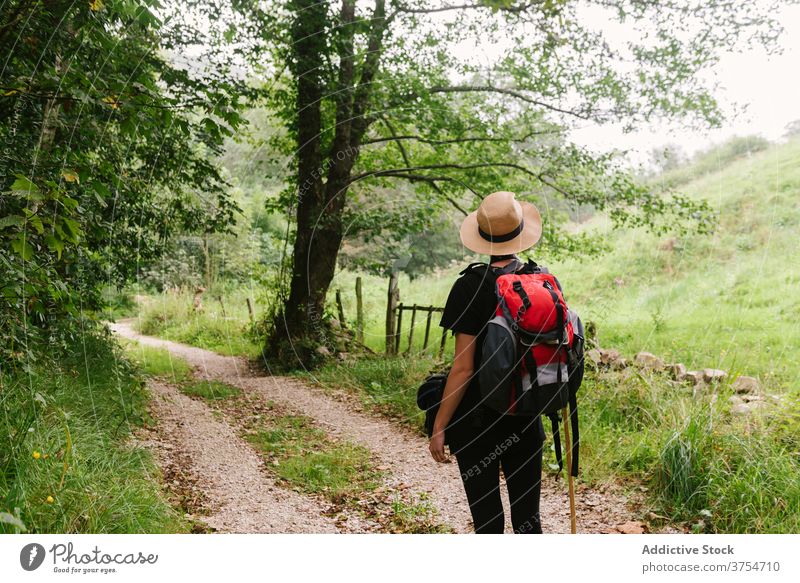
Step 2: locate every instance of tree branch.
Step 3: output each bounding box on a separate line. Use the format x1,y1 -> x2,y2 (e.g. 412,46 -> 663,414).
349,0 -> 388,149
350,171 -> 479,205
389,1 -> 539,17
348,161 -> 572,200
361,128 -> 559,146
376,115 -> 469,215
427,85 -> 591,120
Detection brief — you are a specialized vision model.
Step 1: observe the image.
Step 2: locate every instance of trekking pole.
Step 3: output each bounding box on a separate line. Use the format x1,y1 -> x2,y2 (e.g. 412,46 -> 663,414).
561,406 -> 577,534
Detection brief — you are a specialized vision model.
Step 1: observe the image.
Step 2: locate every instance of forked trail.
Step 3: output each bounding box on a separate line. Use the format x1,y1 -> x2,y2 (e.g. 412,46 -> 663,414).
113,319 -> 642,534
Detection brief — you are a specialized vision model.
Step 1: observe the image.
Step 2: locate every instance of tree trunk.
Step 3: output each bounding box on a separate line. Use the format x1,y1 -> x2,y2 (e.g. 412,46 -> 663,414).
267,0 -> 387,366
275,0 -> 329,344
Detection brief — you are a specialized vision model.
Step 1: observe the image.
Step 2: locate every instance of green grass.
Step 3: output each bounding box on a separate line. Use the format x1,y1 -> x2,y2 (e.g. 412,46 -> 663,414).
245,414 -> 379,501
121,340 -> 192,383
0,330 -> 189,534
548,139 -> 800,390
577,365 -> 800,533
135,289 -> 261,359
298,355 -> 434,431
180,380 -> 241,400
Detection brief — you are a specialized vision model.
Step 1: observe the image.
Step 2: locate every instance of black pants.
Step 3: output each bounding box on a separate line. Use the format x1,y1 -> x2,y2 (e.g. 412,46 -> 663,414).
452,414 -> 544,534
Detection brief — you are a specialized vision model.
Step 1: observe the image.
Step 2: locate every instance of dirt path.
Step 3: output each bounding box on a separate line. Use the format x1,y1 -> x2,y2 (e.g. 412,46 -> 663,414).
114,320 -> 642,534
139,380 -> 339,533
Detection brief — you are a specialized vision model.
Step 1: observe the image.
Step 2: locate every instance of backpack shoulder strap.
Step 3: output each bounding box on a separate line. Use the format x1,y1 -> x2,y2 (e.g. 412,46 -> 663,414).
458,262 -> 490,275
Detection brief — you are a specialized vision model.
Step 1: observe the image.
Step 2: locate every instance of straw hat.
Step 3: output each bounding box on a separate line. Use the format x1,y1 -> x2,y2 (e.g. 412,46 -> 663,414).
459,191 -> 542,255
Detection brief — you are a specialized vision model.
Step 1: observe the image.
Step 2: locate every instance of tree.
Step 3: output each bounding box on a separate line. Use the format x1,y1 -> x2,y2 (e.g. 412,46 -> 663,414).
649,145 -> 688,175
236,0 -> 788,365
784,119 -> 800,139
0,0 -> 246,360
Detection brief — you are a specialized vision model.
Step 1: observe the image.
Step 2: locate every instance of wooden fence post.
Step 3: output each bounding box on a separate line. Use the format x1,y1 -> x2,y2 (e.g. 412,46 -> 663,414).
423,309 -> 433,351
405,304 -> 418,355
439,326 -> 447,359
335,288 -> 346,325
217,295 -> 227,318
355,276 -> 364,344
394,303 -> 404,354
385,272 -> 399,354
246,297 -> 255,324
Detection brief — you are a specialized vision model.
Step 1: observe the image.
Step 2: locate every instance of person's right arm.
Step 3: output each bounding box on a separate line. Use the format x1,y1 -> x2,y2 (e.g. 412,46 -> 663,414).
429,332 -> 477,463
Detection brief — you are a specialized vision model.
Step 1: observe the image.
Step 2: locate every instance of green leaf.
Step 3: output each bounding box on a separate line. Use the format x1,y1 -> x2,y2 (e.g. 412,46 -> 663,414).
11,175 -> 38,192
0,215 -> 24,230
91,181 -> 112,207
0,512 -> 27,532
11,236 -> 34,260
60,217 -> 82,243
45,235 -> 65,259
26,213 -> 45,235
10,175 -> 43,200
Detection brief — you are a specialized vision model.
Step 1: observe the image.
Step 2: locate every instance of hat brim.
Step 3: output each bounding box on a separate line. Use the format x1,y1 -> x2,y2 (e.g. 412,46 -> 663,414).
459,201 -> 542,255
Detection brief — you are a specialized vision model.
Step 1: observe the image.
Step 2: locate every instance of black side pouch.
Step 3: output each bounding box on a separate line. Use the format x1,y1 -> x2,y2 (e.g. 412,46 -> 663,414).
416,372 -> 448,438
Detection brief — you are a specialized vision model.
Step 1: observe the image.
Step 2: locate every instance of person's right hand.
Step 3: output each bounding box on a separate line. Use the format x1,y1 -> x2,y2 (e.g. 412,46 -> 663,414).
429,431 -> 449,463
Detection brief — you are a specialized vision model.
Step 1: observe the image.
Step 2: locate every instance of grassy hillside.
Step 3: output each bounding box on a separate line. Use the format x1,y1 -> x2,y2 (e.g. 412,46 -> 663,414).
334,138 -> 800,392
550,138 -> 800,392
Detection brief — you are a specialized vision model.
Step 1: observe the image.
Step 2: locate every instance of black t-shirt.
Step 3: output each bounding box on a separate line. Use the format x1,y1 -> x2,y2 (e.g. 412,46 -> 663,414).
439,263 -> 545,450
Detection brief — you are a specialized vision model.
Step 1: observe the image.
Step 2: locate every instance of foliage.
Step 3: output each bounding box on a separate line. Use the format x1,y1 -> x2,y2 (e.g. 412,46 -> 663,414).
339,210 -> 464,279
228,0 -> 790,363
0,326 -> 188,533
0,0 -> 247,360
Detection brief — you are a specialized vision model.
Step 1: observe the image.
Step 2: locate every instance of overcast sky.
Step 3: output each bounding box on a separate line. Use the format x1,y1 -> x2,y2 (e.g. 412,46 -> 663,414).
570,3 -> 800,162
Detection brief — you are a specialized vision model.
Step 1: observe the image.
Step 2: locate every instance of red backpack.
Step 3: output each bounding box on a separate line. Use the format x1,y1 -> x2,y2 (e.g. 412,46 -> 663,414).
468,260 -> 584,476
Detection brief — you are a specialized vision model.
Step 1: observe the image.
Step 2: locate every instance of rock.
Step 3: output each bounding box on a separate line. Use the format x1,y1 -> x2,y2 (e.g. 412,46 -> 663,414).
586,348 -> 602,366
741,394 -> 762,403
728,395 -> 744,406
733,375 -> 760,394
614,357 -> 629,370
329,318 -> 342,330
635,351 -> 665,369
614,521 -> 648,534
684,370 -> 703,385
731,403 -> 751,416
703,368 -> 727,383
336,352 -> 352,362
315,345 -> 331,357
600,348 -> 621,365
749,400 -> 770,412
669,363 -> 688,381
